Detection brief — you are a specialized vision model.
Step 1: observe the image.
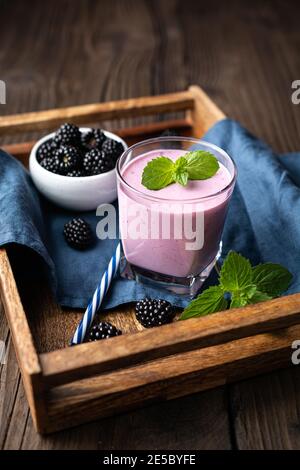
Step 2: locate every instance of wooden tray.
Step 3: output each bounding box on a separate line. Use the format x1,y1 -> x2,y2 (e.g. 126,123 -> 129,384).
1,85 -> 300,434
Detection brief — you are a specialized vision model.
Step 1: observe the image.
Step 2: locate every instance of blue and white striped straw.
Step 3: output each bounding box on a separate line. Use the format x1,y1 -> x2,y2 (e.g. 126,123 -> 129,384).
71,243 -> 121,345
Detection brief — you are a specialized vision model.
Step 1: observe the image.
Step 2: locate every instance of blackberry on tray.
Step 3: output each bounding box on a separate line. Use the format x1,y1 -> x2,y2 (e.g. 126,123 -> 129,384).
63,218 -> 93,250
87,322 -> 122,341
135,298 -> 175,328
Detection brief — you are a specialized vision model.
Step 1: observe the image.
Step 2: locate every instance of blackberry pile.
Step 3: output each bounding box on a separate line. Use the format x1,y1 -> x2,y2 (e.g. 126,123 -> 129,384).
37,123 -> 124,176
135,298 -> 175,328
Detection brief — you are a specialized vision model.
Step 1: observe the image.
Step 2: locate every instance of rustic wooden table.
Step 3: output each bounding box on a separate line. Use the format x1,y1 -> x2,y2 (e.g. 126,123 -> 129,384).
1,0 -> 300,450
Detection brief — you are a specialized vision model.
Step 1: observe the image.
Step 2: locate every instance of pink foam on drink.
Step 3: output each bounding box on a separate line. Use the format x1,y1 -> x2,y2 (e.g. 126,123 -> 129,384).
118,149 -> 233,278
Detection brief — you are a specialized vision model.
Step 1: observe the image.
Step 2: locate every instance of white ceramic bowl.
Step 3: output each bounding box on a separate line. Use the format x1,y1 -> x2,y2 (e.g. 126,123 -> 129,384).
29,128 -> 127,211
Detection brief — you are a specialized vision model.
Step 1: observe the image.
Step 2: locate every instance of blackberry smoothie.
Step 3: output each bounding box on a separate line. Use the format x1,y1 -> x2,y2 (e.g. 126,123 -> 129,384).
117,138 -> 236,295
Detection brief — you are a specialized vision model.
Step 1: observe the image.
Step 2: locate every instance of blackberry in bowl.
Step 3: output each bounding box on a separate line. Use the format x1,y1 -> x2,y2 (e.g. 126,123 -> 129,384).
54,122 -> 81,147
54,145 -> 82,175
29,125 -> 127,211
83,149 -> 115,175
81,128 -> 106,151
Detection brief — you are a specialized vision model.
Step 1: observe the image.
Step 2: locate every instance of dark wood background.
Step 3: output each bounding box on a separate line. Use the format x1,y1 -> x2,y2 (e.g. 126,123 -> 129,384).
1,0 -> 300,450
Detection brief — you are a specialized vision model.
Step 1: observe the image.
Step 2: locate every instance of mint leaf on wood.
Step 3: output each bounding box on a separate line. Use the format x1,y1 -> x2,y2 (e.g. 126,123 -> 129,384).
180,285 -> 228,320
141,157 -> 174,190
185,150 -> 219,180
220,251 -> 253,292
248,290 -> 272,304
230,285 -> 257,308
252,263 -> 292,297
180,250 -> 293,321
242,284 -> 257,298
230,291 -> 249,308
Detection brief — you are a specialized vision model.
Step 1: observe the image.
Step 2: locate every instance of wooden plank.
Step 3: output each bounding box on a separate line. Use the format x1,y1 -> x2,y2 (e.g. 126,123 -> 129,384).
18,387 -> 229,449
1,376 -> 30,450
0,250 -> 45,431
40,294 -> 300,388
0,91 -> 194,136
0,311 -> 24,449
98,389 -> 230,450
0,250 -> 40,376
229,367 -> 300,450
42,324 -> 297,433
91,389 -> 230,450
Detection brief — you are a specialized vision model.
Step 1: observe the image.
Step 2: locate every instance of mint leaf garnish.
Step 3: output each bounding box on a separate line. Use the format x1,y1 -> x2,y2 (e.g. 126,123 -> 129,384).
141,150 -> 219,190
252,263 -> 292,297
141,157 -> 174,190
220,251 -> 253,292
174,171 -> 188,186
180,286 -> 227,320
180,251 -> 292,320
185,151 -> 220,180
173,157 -> 188,186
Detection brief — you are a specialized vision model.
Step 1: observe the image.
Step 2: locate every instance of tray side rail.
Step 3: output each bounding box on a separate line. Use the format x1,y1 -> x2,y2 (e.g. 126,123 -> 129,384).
39,294 -> 300,389
0,249 -> 47,431
0,90 -> 195,137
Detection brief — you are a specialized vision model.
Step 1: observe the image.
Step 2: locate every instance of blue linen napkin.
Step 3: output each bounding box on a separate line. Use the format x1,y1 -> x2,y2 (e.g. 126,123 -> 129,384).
1,118 -> 300,310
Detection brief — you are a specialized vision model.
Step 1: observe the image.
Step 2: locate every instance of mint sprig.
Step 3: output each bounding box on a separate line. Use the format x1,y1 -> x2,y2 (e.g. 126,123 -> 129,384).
142,150 -> 219,190
141,156 -> 174,190
180,251 -> 292,320
180,286 -> 227,320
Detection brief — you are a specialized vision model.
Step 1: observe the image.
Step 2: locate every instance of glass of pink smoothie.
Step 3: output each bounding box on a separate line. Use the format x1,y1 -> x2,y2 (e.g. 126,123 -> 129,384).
117,137 -> 237,296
